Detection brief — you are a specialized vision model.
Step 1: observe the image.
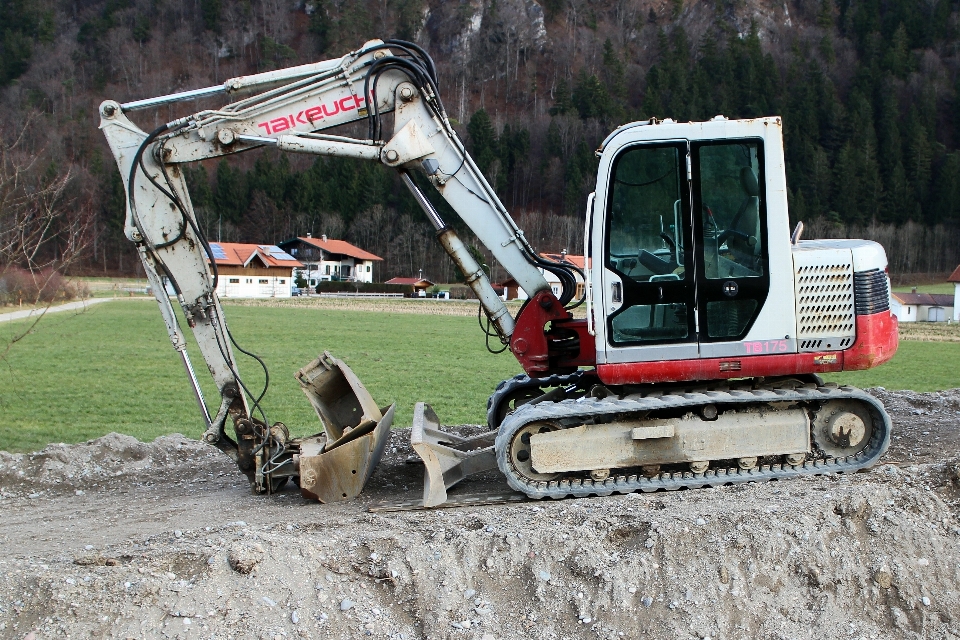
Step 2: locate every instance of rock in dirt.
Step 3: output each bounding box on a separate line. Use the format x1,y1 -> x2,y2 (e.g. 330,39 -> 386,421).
227,542 -> 263,574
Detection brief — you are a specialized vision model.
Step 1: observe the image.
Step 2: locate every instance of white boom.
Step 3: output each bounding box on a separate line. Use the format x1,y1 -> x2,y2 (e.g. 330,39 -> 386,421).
99,39 -> 577,497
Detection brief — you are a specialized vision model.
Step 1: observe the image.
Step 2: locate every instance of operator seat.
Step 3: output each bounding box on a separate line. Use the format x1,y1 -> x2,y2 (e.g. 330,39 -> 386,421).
725,167 -> 761,272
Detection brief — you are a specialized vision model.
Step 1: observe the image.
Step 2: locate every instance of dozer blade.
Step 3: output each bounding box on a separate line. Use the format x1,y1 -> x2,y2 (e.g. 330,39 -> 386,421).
295,351 -> 394,503
411,403 -> 497,507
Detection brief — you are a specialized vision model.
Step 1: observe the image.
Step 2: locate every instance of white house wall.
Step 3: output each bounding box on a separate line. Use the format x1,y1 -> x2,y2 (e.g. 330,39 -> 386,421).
216,271 -> 294,298
891,300 -> 955,323
299,259 -> 375,284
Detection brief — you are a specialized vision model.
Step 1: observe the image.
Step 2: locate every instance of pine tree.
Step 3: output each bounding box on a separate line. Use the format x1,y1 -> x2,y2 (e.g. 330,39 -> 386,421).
214,161 -> 248,225
572,71 -> 612,121
602,39 -> 626,112
467,109 -> 498,179
904,109 -> 933,216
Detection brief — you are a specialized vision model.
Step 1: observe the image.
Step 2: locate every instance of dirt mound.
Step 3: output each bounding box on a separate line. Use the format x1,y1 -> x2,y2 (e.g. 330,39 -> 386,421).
867,387 -> 960,466
0,433 -> 229,498
1,388 -> 959,639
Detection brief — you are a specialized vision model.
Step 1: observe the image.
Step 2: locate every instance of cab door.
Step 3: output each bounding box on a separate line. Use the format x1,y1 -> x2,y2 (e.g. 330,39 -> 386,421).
690,139 -> 770,354
601,141 -> 699,364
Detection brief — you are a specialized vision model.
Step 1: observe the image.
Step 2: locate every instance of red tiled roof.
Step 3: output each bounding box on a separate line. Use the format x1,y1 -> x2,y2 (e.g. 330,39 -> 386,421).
385,277 -> 435,287
891,292 -> 954,306
207,242 -> 303,269
539,252 -> 586,270
296,237 -> 383,261
948,265 -> 960,283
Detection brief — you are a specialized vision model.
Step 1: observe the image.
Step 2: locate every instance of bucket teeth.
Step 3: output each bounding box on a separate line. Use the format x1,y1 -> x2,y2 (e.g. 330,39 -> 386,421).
295,352 -> 394,503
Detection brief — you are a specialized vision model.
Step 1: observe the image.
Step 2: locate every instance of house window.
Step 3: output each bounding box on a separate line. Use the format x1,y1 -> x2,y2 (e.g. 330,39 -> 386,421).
279,279 -> 285,284
246,279 -> 253,284
259,279 -> 269,284
366,265 -> 371,272
229,278 -> 240,284
342,265 -> 351,277
325,265 -> 331,275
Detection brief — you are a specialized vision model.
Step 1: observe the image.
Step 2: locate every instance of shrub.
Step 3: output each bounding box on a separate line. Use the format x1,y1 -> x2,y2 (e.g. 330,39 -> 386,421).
447,284 -> 477,300
0,267 -> 79,305
314,281 -> 412,294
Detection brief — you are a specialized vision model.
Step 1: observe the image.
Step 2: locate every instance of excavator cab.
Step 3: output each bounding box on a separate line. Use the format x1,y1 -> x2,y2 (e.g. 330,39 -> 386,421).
595,119 -> 785,373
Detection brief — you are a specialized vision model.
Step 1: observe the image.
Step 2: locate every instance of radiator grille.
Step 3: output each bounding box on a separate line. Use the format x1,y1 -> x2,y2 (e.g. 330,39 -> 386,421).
854,268 -> 890,315
794,262 -> 855,351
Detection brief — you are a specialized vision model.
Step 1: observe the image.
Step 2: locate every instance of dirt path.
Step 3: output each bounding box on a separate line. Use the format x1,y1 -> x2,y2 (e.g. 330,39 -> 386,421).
0,297 -> 123,324
1,389 -> 959,639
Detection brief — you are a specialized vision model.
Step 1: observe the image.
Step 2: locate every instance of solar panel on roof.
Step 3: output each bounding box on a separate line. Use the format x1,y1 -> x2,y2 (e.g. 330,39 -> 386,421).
209,243 -> 227,260
260,245 -> 296,261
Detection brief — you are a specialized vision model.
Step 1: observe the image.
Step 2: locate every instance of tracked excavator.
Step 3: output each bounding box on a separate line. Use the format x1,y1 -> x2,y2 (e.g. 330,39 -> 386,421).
100,39 -> 898,507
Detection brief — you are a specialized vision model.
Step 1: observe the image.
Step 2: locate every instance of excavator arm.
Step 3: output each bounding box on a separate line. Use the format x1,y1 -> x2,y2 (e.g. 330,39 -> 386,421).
99,39 -> 588,503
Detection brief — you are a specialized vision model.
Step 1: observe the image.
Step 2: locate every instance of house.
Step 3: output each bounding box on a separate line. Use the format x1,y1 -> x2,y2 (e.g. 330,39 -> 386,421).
539,252 -> 587,301
890,290 -> 955,322
496,277 -> 522,301
491,252 -> 588,302
385,277 -> 435,295
207,242 -> 303,298
278,235 -> 382,286
950,265 -> 960,321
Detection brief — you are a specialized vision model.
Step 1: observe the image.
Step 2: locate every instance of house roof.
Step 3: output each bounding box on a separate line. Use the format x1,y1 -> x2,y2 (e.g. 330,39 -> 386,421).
539,252 -> 586,270
385,277 -> 435,287
948,265 -> 960,282
285,237 -> 383,261
891,292 -> 955,307
207,242 -> 303,269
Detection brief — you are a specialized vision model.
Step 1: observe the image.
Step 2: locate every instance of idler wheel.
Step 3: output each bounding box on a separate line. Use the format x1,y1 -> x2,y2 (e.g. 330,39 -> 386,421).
509,422 -> 561,482
813,400 -> 874,458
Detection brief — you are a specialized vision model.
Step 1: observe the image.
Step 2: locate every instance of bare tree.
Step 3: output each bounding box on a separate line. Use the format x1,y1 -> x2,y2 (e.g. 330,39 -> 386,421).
0,115 -> 94,361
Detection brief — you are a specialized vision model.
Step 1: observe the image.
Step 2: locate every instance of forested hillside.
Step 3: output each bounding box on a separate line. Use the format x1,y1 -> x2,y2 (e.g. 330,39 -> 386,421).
2,0 -> 959,282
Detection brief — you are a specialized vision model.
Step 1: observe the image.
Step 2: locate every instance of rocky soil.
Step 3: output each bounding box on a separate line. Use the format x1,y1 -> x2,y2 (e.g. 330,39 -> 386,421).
1,388 -> 959,640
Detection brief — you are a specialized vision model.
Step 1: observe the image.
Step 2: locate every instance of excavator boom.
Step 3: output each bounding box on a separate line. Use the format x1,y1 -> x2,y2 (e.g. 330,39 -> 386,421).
99,39 -> 582,501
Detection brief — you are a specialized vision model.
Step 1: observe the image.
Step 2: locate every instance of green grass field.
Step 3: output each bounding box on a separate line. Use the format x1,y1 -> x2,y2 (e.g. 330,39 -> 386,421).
892,283 -> 955,294
1,300 -> 958,452
0,300 -> 519,452
821,341 -> 959,391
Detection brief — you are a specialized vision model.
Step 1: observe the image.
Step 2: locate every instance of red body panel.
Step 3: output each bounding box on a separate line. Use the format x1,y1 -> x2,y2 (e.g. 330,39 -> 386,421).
844,309 -> 899,370
596,310 -> 898,386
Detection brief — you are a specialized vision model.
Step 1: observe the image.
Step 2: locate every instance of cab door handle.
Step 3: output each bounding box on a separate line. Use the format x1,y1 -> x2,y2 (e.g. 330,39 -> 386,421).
611,282 -> 622,303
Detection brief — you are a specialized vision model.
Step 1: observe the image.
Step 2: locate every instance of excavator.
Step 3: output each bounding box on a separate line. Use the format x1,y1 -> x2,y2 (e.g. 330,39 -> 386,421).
99,39 -> 898,507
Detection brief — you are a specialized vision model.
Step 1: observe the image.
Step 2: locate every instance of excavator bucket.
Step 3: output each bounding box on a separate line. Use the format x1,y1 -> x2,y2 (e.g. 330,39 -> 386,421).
294,352 -> 394,503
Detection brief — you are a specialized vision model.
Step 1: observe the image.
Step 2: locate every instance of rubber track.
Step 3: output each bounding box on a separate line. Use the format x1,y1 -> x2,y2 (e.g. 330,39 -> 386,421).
494,385 -> 892,499
486,371 -> 592,431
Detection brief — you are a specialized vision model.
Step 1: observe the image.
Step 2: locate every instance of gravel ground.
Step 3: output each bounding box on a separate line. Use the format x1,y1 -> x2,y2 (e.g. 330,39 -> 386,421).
1,388 -> 959,640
